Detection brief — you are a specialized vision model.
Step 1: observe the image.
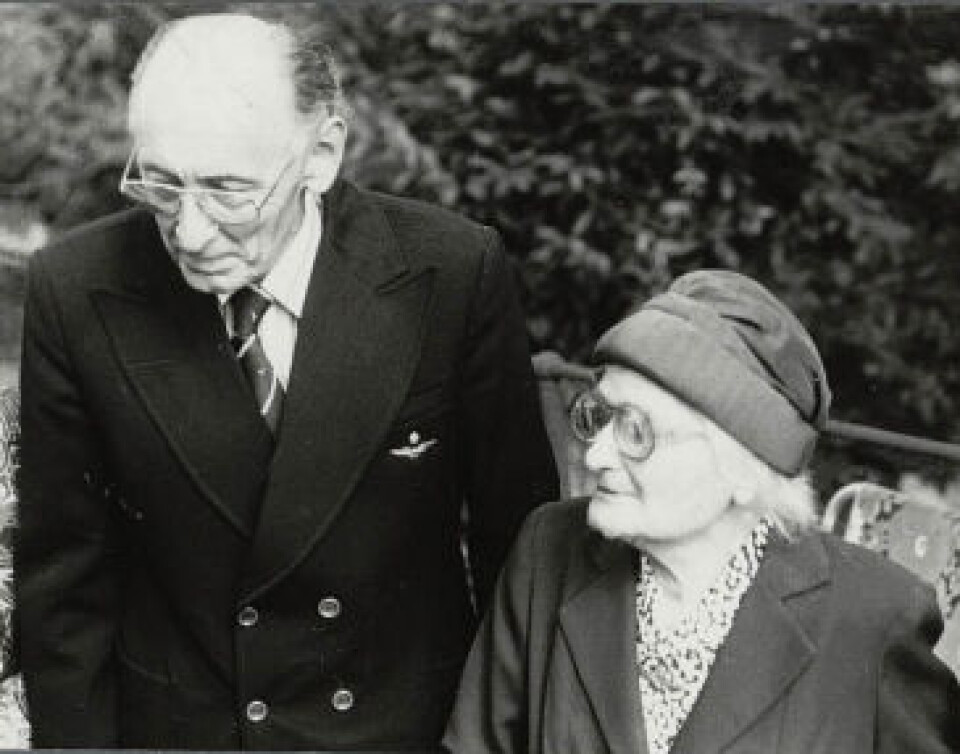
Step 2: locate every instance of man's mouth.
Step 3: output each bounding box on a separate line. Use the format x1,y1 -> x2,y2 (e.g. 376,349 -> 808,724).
179,253 -> 234,272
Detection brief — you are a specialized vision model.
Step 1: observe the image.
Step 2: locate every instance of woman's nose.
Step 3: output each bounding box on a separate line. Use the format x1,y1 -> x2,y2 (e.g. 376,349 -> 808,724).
583,422 -> 618,473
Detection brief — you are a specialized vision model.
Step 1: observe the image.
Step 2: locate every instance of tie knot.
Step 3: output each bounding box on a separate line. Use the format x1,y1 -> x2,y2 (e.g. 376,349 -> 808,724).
230,287 -> 272,338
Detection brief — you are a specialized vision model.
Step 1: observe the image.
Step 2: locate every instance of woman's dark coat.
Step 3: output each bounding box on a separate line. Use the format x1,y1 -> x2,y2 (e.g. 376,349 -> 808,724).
444,499 -> 960,754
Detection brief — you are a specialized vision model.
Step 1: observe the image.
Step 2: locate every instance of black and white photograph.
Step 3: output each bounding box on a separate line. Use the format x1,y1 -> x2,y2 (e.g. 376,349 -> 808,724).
0,3 -> 958,752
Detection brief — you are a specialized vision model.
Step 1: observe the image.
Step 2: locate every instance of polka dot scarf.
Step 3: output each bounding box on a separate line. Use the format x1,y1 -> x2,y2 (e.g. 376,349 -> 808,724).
635,518 -> 773,754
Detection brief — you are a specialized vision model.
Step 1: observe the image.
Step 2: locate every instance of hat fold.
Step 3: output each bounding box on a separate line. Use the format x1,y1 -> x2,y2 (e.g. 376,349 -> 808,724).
593,270 -> 829,476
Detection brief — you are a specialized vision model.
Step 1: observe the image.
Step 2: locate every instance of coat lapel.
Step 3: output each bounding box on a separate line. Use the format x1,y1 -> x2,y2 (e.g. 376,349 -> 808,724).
670,534 -> 830,754
558,537 -> 649,754
239,182 -> 435,603
93,211 -> 273,537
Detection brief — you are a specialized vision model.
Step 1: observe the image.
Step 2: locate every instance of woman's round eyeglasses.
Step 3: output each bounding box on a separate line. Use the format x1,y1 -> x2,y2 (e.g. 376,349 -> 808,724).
569,390 -> 658,461
570,388 -> 705,464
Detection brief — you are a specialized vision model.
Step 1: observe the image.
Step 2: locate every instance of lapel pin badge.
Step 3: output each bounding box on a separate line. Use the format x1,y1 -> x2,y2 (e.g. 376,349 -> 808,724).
390,430 -> 438,459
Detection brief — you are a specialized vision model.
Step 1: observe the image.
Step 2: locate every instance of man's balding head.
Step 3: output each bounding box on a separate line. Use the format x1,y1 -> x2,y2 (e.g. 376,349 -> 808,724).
121,12 -> 348,294
129,15 -> 298,142
128,13 -> 345,139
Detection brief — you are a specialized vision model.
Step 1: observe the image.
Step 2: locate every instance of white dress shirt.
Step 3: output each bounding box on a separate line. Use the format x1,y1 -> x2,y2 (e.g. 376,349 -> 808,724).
221,188 -> 323,388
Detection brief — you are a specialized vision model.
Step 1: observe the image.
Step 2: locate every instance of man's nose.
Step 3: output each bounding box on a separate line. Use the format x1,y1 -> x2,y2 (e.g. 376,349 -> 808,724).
583,422 -> 618,473
172,195 -> 217,250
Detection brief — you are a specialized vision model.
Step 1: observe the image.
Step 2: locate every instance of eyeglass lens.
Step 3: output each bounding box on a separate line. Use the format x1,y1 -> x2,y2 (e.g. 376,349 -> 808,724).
121,154 -> 265,225
570,391 -> 655,461
124,181 -> 259,225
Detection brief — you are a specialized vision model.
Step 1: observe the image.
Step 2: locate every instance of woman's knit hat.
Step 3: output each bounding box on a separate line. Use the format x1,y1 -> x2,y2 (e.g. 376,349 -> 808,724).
592,270 -> 831,475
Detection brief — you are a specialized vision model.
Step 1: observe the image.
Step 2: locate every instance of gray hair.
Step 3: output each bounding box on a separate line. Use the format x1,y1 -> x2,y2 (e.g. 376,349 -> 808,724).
132,9 -> 351,122
698,410 -> 819,538
264,12 -> 351,121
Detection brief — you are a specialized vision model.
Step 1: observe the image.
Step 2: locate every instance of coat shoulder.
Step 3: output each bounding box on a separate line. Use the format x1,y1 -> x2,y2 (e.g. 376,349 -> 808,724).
347,183 -> 498,266
31,207 -> 153,284
813,531 -> 937,620
365,186 -> 486,235
509,498 -> 617,587
520,498 -> 592,550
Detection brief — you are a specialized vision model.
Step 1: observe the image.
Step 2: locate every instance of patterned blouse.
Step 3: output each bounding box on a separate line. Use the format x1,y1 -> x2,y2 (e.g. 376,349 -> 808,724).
635,518 -> 773,754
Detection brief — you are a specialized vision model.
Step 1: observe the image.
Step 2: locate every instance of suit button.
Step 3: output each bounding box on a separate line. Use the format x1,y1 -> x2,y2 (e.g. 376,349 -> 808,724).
238,606 -> 259,627
317,597 -> 341,620
331,688 -> 354,712
246,700 -> 268,722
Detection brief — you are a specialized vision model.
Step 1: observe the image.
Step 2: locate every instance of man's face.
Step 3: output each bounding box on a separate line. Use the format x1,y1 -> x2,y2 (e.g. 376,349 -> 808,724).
584,367 -> 734,546
127,19 -> 313,295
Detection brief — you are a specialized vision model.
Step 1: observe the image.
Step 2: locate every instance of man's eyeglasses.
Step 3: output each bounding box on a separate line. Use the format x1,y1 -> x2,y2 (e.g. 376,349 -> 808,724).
570,389 -> 703,463
118,150 -> 296,227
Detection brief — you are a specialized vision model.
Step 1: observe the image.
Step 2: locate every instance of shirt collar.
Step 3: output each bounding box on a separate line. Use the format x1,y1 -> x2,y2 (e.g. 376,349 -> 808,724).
219,187 -> 323,318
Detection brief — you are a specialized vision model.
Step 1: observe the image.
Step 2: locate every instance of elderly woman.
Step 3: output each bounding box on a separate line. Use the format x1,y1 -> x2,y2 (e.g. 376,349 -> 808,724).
443,270 -> 960,754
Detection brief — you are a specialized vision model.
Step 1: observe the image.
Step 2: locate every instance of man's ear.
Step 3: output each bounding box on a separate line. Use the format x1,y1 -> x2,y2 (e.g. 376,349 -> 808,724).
303,115 -> 347,194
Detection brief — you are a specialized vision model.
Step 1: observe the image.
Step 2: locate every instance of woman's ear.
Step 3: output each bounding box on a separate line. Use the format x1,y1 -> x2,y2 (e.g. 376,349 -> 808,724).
302,115 -> 347,195
706,423 -> 760,507
731,482 -> 758,507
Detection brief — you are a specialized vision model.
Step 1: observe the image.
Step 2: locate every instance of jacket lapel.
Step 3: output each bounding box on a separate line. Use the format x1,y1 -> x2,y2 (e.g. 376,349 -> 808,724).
93,211 -> 273,537
239,182 -> 435,603
558,537 -> 649,754
670,534 -> 830,754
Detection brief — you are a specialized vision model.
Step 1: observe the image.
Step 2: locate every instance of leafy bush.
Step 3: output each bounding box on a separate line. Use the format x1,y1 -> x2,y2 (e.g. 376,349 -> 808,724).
2,3 -> 959,492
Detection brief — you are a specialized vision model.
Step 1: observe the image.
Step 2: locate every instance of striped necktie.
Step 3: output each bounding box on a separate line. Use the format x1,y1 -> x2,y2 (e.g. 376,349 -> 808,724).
230,287 -> 284,435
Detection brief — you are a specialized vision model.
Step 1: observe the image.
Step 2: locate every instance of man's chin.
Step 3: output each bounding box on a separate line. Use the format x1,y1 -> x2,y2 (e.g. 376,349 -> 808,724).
178,263 -> 249,295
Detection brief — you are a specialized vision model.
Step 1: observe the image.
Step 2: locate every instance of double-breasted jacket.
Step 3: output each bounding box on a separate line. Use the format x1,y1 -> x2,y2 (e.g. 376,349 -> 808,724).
16,180 -> 559,749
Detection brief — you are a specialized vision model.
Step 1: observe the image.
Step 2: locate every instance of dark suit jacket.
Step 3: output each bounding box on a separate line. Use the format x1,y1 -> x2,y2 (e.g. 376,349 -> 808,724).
15,180 -> 559,749
444,500 -> 960,754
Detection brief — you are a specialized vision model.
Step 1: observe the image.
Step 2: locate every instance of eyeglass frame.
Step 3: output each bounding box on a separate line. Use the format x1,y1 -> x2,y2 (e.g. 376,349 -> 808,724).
569,388 -> 703,463
118,146 -> 299,227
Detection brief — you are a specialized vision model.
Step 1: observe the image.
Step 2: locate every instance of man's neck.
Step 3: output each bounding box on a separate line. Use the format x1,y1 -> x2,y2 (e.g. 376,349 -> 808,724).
220,187 -> 319,308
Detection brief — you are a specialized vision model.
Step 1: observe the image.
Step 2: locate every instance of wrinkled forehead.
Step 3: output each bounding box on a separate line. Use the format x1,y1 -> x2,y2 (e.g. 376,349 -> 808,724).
597,365 -> 702,430
128,15 -> 300,169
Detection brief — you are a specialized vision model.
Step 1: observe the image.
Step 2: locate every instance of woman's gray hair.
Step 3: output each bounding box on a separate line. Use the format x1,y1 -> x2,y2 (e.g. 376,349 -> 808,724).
698,410 -> 819,538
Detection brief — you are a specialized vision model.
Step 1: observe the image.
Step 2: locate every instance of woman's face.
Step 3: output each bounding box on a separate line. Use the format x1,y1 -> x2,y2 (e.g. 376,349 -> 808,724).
584,366 -> 735,547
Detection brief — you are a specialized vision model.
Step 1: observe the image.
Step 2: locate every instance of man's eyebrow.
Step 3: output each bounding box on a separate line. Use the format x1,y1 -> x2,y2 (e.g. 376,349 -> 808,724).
138,163 -> 260,189
196,173 -> 260,187
138,162 -> 179,182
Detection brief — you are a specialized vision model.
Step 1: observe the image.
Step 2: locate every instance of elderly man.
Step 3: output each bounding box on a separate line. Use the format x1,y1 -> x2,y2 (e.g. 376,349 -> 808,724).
15,12 -> 558,749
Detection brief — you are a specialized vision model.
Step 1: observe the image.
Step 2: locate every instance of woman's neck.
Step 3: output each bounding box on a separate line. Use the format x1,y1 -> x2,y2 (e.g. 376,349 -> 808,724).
637,507 -> 764,607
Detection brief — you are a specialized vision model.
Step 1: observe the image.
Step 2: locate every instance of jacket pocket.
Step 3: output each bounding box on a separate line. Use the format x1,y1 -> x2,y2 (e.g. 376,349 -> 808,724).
116,641 -> 175,747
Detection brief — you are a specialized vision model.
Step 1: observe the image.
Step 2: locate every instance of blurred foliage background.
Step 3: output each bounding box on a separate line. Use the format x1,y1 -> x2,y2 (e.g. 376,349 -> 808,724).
0,2 -> 959,500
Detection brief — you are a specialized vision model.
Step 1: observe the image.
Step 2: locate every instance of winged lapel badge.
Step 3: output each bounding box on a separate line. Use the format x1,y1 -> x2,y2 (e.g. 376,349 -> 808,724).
390,430 -> 439,460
